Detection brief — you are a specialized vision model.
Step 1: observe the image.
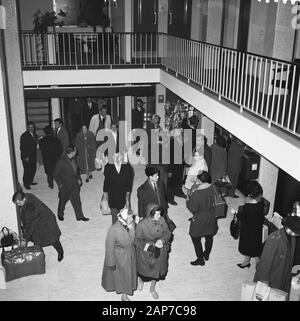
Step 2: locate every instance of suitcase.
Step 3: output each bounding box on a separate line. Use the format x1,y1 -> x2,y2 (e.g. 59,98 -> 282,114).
1,245 -> 46,282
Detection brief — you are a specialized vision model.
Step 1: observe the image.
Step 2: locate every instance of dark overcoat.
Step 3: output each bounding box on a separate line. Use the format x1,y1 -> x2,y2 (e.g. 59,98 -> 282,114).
55,127 -> 70,155
20,193 -> 61,247
137,179 -> 168,218
20,130 -> 37,161
237,200 -> 265,257
53,155 -> 81,192
210,144 -> 227,182
254,228 -> 296,293
39,136 -> 63,174
135,204 -> 171,279
102,220 -> 137,295
132,107 -> 145,129
75,130 -> 96,174
186,184 -> 218,237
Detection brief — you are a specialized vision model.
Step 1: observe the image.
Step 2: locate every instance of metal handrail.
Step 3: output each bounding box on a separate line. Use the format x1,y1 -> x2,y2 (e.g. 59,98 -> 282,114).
20,31 -> 300,138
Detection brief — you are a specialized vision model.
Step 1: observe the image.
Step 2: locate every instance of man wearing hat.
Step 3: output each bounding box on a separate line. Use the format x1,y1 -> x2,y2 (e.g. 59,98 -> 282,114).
254,214 -> 300,293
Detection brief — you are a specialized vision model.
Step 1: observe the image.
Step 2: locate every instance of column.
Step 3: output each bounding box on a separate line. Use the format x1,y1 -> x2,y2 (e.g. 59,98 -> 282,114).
206,0 -> 223,45
124,95 -> 132,149
2,0 -> 27,181
125,0 -> 132,63
258,157 -> 279,220
158,0 -> 168,58
51,98 -> 60,127
201,115 -> 215,146
222,0 -> 240,49
155,84 -> 166,128
0,35 -> 18,232
191,0 -> 202,40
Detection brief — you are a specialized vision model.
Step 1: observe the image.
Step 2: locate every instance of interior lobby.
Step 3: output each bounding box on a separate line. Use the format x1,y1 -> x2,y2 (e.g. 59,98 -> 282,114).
0,0 -> 299,301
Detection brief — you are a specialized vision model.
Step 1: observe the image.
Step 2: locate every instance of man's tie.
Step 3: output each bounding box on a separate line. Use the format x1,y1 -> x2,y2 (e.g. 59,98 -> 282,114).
153,183 -> 161,205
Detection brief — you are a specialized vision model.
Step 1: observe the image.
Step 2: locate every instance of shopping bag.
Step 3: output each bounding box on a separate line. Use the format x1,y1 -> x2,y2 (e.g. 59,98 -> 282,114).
252,281 -> 271,301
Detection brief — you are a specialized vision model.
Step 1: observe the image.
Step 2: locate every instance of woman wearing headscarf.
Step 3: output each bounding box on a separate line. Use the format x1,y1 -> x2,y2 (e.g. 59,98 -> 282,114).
101,208 -> 137,301
75,124 -> 96,182
135,204 -> 171,300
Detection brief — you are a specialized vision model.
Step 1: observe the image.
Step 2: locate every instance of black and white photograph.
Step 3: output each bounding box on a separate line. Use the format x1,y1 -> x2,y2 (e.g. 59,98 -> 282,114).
0,0 -> 300,307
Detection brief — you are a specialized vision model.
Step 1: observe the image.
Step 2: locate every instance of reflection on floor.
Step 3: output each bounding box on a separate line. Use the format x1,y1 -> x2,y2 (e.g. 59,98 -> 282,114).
0,163 -> 255,301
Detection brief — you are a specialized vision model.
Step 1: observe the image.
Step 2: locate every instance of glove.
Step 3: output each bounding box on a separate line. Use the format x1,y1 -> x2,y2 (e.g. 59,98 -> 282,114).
109,265 -> 116,271
147,245 -> 160,259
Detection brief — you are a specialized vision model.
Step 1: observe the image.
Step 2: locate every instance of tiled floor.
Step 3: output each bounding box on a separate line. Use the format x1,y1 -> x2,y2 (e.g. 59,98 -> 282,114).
0,163 -> 255,301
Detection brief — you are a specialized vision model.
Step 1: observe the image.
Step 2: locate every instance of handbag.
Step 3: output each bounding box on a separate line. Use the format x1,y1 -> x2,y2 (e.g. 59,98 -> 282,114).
1,245 -> 46,282
0,227 -> 18,248
230,213 -> 240,240
213,185 -> 228,219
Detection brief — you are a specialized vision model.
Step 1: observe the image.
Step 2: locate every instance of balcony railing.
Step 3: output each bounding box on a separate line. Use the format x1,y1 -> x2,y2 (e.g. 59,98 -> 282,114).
20,31 -> 300,138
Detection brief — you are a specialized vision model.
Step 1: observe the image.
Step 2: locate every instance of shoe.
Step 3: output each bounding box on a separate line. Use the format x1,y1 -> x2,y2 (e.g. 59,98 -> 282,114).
24,185 -> 31,190
58,216 -> 64,221
85,178 -> 89,183
30,182 -> 38,186
49,185 -> 54,189
169,200 -> 177,205
58,252 -> 64,262
175,192 -> 187,199
89,174 -> 93,179
237,263 -> 251,269
203,252 -> 210,261
77,217 -> 89,221
190,259 -> 205,266
150,290 -> 159,300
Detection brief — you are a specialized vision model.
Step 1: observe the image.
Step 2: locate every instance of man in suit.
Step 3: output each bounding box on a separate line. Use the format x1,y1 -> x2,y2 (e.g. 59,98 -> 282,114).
132,99 -> 145,130
20,121 -> 38,190
137,166 -> 168,219
39,125 -> 63,189
12,190 -> 64,262
54,118 -> 70,156
53,145 -> 89,222
82,97 -> 98,126
89,105 -> 111,148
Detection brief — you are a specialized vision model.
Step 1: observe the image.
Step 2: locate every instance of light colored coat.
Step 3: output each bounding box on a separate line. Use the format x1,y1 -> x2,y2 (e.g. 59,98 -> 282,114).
89,113 -> 111,141
101,220 -> 137,295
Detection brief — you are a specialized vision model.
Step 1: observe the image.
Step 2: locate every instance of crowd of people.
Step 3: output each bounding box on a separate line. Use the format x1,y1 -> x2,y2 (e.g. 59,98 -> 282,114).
15,97 -> 300,300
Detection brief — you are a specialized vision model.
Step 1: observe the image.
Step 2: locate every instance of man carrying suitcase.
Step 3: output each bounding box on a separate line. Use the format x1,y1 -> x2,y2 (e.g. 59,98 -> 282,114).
12,191 -> 64,262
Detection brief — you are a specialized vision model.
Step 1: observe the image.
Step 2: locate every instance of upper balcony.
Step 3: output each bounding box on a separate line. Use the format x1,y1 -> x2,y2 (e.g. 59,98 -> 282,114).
20,30 -> 300,180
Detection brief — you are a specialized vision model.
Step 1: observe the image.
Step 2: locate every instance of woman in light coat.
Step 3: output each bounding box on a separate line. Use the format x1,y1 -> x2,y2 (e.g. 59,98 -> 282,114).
135,203 -> 171,300
101,208 -> 137,301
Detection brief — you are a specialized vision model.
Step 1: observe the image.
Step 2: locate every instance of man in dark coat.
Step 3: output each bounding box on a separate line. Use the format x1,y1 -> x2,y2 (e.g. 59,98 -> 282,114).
54,118 -> 70,156
20,121 -> 38,190
132,99 -> 145,130
103,153 -> 133,224
254,215 -> 300,293
82,97 -> 98,127
39,125 -> 63,189
227,137 -> 245,198
137,166 -> 168,219
12,191 -> 64,262
53,145 -> 89,222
